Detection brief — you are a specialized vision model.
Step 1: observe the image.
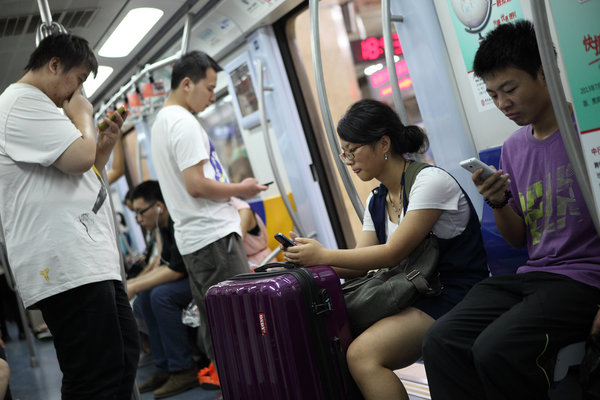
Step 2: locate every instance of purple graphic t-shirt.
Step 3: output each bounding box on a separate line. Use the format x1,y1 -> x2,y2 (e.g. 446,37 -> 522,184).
500,123 -> 600,289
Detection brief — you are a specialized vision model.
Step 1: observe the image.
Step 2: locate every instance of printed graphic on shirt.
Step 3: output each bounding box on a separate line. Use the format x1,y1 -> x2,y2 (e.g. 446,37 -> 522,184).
91,166 -> 107,214
519,163 -> 582,245
40,268 -> 50,282
77,166 -> 106,242
209,140 -> 227,183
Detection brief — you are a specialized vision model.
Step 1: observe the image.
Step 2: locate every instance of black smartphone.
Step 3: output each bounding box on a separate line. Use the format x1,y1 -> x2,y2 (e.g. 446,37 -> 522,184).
261,181 -> 274,186
274,233 -> 296,249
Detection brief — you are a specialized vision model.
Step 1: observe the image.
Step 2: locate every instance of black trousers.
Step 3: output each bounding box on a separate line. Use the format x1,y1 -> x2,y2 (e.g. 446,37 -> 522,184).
423,272 -> 600,400
38,280 -> 139,400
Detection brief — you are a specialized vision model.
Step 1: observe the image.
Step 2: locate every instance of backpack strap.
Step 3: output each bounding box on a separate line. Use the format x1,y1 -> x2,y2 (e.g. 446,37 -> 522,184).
369,161 -> 431,244
402,161 -> 431,214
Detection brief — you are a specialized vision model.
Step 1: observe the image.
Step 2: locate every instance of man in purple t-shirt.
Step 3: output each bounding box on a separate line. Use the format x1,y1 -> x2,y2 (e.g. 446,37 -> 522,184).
423,21 -> 600,399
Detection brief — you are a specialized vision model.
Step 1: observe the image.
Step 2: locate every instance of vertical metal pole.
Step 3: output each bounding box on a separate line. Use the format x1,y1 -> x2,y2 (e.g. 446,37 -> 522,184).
180,13 -> 193,55
256,59 -> 306,236
0,217 -> 38,368
36,0 -> 53,25
381,0 -> 408,124
530,2 -> 600,236
309,0 -> 364,221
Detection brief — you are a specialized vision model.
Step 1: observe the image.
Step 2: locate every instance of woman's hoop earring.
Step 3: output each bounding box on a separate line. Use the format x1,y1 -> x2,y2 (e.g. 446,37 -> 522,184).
384,154 -> 388,161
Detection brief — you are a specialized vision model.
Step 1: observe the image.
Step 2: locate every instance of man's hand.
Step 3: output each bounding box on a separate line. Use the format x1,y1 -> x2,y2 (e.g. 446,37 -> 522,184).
62,89 -> 93,125
591,307 -> 600,335
94,108 -> 128,172
97,108 -> 127,154
473,167 -> 511,205
238,178 -> 268,199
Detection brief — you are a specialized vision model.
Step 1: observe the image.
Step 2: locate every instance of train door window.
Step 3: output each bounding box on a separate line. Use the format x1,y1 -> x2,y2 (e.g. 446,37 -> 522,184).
198,93 -> 255,183
284,0 -> 431,241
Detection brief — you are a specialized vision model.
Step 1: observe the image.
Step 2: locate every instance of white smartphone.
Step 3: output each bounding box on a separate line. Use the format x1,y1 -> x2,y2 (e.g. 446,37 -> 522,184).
459,158 -> 511,184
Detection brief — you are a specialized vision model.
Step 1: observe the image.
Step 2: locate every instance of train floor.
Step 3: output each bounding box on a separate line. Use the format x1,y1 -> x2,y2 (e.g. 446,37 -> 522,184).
1,319 -> 438,400
2,321 -> 220,400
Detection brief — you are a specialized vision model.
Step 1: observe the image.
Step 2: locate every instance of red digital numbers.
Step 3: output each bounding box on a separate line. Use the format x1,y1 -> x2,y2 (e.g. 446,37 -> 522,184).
359,33 -> 403,61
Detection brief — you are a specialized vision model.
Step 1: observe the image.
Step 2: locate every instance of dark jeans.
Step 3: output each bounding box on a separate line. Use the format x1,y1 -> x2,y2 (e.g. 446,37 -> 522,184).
182,233 -> 249,362
38,280 -> 139,400
423,272 -> 600,400
137,278 -> 195,372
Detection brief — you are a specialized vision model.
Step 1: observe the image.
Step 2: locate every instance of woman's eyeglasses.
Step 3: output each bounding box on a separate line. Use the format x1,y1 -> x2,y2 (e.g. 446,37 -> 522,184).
339,144 -> 366,162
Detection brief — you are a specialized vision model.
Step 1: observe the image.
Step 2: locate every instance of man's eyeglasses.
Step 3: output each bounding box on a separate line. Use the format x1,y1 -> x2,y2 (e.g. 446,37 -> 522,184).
339,144 -> 366,162
134,202 -> 156,217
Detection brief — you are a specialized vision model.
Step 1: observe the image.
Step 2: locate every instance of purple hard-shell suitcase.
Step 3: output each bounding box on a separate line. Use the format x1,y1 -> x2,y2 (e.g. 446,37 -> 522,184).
205,264 -> 362,400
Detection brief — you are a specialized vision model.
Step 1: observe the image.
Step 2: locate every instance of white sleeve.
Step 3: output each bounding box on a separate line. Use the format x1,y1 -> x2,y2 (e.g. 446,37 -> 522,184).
5,94 -> 81,167
171,111 -> 210,172
362,192 -> 376,232
406,168 -> 462,212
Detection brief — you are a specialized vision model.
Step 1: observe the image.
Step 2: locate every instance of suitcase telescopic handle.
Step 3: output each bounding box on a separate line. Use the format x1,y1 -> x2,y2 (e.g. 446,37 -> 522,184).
253,262 -> 299,273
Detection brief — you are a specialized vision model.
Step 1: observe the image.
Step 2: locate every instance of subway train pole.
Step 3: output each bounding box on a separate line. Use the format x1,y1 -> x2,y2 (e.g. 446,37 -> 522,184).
0,218 -> 37,368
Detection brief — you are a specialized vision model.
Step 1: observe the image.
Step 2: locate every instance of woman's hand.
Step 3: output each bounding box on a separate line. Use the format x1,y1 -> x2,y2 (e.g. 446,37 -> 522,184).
283,232 -> 326,267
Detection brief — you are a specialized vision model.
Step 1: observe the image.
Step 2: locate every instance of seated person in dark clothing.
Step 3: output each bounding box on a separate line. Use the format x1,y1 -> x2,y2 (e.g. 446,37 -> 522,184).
127,181 -> 198,398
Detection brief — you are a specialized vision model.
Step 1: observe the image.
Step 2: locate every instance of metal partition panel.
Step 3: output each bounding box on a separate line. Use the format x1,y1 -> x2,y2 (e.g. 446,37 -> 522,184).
390,0 -> 482,217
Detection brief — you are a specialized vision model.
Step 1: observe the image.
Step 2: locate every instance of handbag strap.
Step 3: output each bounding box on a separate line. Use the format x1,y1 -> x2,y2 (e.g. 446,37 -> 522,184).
407,270 -> 443,295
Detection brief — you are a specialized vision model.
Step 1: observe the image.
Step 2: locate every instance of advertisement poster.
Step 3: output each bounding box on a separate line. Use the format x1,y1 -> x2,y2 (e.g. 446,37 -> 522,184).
446,0 -> 524,111
549,0 -> 600,217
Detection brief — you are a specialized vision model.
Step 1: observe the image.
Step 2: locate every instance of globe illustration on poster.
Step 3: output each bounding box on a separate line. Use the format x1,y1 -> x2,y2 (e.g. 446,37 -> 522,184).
449,0 -> 492,40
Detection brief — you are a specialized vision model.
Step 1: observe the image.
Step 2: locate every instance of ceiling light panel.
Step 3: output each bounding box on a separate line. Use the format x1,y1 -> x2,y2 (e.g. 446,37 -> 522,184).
98,7 -> 164,58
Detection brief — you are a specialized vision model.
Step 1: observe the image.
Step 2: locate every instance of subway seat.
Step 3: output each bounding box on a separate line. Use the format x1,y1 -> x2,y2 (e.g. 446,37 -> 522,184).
479,147 -> 585,386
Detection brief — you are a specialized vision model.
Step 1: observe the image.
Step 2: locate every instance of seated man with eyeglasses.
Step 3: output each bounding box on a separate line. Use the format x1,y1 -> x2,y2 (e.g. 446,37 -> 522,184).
126,180 -> 200,399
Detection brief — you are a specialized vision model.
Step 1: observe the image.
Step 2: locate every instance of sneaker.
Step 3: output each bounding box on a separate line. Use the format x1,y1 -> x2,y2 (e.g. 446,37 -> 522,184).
198,364 -> 220,391
138,370 -> 169,393
154,368 -> 199,399
198,362 -> 216,377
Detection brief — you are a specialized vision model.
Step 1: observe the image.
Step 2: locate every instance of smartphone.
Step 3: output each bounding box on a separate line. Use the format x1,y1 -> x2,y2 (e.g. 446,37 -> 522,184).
261,181 -> 274,187
459,157 -> 511,184
98,105 -> 126,131
274,233 -> 296,249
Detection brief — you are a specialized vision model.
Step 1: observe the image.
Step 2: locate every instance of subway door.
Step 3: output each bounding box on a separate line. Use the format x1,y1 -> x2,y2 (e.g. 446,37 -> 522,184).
245,26 -> 337,249
390,0 -> 483,217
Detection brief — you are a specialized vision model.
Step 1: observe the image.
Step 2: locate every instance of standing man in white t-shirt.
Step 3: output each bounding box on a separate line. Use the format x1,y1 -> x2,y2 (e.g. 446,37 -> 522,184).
150,51 -> 266,388
0,34 -> 139,399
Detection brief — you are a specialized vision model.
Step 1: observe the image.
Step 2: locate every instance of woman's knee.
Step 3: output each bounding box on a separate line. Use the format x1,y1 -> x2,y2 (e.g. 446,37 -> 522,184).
346,334 -> 372,371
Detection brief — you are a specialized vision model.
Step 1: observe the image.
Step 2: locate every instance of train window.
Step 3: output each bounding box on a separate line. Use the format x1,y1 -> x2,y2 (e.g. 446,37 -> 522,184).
285,0 -> 432,242
198,94 -> 255,183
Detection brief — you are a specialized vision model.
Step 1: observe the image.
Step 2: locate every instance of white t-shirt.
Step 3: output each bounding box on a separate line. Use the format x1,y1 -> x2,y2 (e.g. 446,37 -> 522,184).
0,83 -> 121,308
150,105 -> 241,255
363,168 -> 470,240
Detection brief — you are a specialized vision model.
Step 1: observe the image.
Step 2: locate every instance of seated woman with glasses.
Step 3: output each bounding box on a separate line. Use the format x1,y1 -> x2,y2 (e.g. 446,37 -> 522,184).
282,99 -> 489,400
